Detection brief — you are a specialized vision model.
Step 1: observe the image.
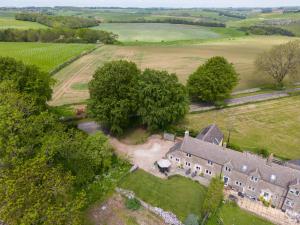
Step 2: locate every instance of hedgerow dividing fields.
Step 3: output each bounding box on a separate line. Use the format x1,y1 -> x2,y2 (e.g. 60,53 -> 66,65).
0,42 -> 96,72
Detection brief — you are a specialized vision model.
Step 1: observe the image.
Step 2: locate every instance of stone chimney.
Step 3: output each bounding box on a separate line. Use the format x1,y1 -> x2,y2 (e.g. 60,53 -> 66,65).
267,153 -> 274,166
184,130 -> 189,139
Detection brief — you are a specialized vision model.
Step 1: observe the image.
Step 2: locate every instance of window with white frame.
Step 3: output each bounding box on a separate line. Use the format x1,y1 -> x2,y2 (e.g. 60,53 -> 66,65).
225,166 -> 231,172
248,186 -> 255,191
195,165 -> 201,171
207,160 -> 213,165
186,153 -> 192,157
205,169 -> 212,175
169,155 -> 173,160
285,200 -> 294,207
176,158 -> 180,162
185,162 -> 191,167
289,189 -> 300,196
235,181 -> 242,186
250,176 -> 258,182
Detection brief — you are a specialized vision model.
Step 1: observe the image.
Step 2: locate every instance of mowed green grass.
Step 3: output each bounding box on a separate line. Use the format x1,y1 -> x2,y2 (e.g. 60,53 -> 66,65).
182,95 -> 300,159
207,203 -> 273,225
0,42 -> 96,72
120,170 -> 273,224
94,23 -> 241,42
0,17 -> 47,29
119,170 -> 207,220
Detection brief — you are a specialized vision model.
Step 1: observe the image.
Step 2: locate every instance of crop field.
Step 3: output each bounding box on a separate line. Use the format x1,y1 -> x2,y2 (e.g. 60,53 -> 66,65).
50,36 -> 295,106
0,42 -> 96,72
182,95 -> 300,160
0,17 -> 47,29
94,23 -> 243,42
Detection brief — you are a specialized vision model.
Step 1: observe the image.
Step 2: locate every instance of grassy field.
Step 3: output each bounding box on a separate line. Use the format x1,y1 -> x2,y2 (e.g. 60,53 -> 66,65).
94,23 -> 244,42
50,36 -> 297,106
207,203 -> 273,225
119,170 -> 207,221
0,42 -> 96,72
0,17 -> 47,29
120,170 -> 273,224
182,95 -> 300,160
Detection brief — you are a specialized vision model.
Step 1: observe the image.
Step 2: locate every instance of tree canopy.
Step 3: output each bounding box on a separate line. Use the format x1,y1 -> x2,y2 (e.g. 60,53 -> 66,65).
187,56 -> 239,104
255,40 -> 300,86
137,69 -> 189,131
0,57 -> 54,108
88,60 -> 140,135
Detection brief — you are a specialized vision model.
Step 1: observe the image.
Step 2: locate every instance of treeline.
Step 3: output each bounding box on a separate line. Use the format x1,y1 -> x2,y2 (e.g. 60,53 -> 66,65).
218,12 -> 246,19
0,28 -> 118,44
15,12 -> 99,29
240,26 -> 295,37
109,18 -> 226,27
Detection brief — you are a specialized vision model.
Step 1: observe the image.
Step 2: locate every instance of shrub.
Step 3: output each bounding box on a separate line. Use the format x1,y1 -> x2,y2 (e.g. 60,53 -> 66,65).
125,198 -> 141,211
184,214 -> 199,225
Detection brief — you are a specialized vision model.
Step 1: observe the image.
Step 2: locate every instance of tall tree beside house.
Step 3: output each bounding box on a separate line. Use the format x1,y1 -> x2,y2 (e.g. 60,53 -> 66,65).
201,177 -> 224,220
88,60 -> 140,135
255,40 -> 300,87
137,69 -> 189,131
187,56 -> 239,105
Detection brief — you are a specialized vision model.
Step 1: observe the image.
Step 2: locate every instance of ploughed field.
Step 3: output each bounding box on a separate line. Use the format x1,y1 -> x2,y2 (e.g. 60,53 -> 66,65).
183,95 -> 300,160
50,36 -> 295,106
0,42 -> 96,72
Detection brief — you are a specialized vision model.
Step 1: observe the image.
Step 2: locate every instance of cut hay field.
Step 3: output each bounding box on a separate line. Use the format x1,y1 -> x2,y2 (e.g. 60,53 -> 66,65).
0,42 -> 96,72
50,36 -> 296,106
0,17 -> 47,29
182,95 -> 300,160
93,23 -> 243,42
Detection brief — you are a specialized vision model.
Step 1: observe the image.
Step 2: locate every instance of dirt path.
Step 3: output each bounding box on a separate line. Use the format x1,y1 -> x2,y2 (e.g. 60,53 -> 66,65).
110,135 -> 175,178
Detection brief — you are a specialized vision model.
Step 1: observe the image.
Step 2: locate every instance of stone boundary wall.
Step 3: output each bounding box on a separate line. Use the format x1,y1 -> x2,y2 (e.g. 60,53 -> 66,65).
116,187 -> 183,225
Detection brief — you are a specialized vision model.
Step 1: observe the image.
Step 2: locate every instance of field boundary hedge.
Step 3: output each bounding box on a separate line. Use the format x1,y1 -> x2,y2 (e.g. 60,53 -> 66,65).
49,45 -> 100,75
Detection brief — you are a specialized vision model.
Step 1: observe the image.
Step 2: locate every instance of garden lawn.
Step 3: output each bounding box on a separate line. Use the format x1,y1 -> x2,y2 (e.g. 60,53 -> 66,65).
0,42 -> 96,72
183,95 -> 300,160
119,169 -> 207,221
207,203 -> 274,225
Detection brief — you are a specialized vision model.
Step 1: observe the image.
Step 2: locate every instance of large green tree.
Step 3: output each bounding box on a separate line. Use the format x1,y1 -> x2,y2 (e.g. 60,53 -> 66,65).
88,60 -> 140,135
137,69 -> 189,131
0,57 -> 54,108
187,56 -> 239,104
0,156 -> 85,225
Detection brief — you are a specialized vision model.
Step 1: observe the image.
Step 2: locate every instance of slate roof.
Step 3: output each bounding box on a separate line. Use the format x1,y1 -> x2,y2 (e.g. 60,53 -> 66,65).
196,124 -> 224,145
170,135 -> 300,188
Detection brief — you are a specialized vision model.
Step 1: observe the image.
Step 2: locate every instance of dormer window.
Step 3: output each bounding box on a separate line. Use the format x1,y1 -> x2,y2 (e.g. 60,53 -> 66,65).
250,176 -> 258,182
285,200 -> 294,208
208,160 -> 213,165
225,166 -> 231,172
289,189 -> 300,196
186,153 -> 192,157
270,174 -> 276,182
242,165 -> 247,172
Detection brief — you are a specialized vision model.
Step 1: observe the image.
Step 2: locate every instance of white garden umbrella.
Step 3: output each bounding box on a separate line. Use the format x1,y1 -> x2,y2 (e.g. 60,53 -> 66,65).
157,159 -> 171,168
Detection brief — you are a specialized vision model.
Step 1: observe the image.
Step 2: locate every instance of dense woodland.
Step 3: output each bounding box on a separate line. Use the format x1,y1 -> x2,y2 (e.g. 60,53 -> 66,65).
0,57 -> 130,224
15,12 -> 99,29
0,28 -> 117,44
240,26 -> 295,37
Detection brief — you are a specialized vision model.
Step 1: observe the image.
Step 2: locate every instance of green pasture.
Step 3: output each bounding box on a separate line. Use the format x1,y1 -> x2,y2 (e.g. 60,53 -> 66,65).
0,17 -> 47,29
0,42 -> 96,72
182,95 -> 300,160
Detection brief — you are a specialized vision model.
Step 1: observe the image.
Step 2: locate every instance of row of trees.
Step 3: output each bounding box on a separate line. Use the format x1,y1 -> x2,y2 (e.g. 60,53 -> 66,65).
15,12 -> 99,29
240,26 -> 295,37
88,60 -> 189,135
0,57 -> 127,224
0,28 -> 118,44
88,57 -> 239,135
109,18 -> 226,27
